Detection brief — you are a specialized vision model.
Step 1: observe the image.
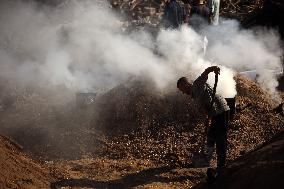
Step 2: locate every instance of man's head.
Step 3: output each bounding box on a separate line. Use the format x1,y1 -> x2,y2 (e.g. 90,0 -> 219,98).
177,77 -> 192,95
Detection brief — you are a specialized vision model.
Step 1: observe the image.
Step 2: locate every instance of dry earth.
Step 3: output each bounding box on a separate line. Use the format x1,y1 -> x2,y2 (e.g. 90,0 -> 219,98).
192,130 -> 284,189
0,135 -> 53,188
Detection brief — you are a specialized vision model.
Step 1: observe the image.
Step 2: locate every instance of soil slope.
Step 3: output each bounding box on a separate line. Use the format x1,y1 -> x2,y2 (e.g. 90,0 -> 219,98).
0,135 -> 53,189
192,130 -> 284,189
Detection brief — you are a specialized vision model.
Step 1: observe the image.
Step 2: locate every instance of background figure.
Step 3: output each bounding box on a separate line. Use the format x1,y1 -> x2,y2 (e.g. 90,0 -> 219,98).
208,0 -> 220,25
190,0 -> 210,31
191,0 -> 210,20
163,0 -> 186,29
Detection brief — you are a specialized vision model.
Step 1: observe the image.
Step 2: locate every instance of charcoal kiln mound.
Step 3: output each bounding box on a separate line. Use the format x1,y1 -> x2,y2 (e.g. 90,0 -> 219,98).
192,130 -> 284,189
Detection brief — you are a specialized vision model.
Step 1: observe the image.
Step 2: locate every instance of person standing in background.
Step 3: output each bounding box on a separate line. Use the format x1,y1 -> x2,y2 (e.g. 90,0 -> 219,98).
208,0 -> 220,25
163,0 -> 186,29
189,0 -> 210,30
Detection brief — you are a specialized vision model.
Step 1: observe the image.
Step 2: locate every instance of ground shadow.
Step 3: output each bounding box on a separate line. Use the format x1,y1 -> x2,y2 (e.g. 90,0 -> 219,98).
277,75 -> 284,92
51,165 -> 203,189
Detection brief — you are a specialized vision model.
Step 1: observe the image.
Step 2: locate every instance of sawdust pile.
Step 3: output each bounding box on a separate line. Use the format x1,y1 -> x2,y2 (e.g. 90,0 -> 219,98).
0,77 -> 103,160
0,75 -> 283,164
98,75 -> 284,165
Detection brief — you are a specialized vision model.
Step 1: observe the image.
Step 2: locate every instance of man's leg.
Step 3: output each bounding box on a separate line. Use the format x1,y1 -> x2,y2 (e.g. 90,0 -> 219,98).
205,133 -> 215,166
206,131 -> 217,183
214,111 -> 229,175
216,135 -> 227,172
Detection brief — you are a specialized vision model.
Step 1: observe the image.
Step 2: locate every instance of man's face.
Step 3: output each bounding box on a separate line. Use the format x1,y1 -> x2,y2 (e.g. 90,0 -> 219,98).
178,82 -> 192,95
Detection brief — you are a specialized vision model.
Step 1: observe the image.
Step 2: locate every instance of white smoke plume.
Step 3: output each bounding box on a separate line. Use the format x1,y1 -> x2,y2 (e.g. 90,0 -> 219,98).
0,0 -> 282,99
204,20 -> 283,99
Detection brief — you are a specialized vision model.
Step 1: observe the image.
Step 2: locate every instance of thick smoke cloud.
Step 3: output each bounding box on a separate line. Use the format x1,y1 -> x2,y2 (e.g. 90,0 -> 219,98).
0,0 -> 282,99
204,20 -> 283,99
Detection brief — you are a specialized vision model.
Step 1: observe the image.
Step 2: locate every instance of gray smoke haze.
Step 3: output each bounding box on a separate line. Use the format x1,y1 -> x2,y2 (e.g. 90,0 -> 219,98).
0,0 -> 282,99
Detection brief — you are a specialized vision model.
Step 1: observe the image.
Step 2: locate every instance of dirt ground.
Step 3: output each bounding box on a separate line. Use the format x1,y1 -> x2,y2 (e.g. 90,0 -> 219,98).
1,126 -> 283,189
192,131 -> 284,189
0,135 -> 53,188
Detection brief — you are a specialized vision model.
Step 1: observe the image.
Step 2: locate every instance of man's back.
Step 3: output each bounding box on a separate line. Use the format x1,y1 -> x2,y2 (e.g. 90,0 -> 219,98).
191,74 -> 230,117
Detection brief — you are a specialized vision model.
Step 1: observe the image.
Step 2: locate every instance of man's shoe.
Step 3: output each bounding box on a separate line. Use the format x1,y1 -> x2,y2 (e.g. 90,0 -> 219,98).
206,168 -> 217,184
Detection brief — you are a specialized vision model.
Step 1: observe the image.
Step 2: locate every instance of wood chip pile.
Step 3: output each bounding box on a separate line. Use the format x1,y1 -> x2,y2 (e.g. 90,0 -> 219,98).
220,0 -> 265,21
0,74 -> 283,164
0,78 -> 104,160
108,0 -> 270,28
36,0 -> 284,29
98,75 -> 284,165
109,0 -> 187,28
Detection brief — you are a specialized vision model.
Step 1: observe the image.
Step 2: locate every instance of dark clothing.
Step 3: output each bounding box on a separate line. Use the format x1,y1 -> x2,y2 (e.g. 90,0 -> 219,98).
189,4 -> 210,30
191,4 -> 210,19
191,72 -> 230,171
192,73 -> 230,117
163,0 -> 185,29
207,110 -> 230,170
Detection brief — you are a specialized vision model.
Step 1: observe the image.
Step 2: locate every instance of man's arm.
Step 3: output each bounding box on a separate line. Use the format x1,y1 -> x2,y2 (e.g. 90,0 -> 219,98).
201,66 -> 220,77
193,66 -> 220,92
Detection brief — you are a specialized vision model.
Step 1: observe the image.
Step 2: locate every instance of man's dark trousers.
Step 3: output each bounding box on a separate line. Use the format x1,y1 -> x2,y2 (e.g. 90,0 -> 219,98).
207,111 -> 230,170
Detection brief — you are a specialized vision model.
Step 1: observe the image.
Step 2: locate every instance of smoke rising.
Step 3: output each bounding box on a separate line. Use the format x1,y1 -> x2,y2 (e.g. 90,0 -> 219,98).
204,20 -> 283,99
0,0 -> 282,99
